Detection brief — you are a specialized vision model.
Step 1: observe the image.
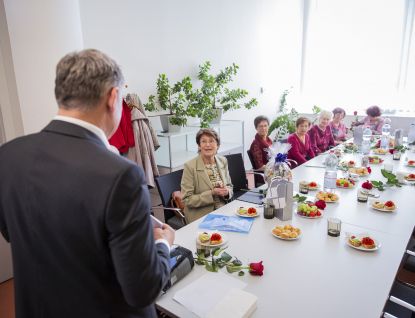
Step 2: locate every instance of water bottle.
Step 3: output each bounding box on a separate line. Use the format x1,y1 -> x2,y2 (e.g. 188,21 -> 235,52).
408,124 -> 415,143
323,152 -> 338,193
381,117 -> 391,151
361,126 -> 372,155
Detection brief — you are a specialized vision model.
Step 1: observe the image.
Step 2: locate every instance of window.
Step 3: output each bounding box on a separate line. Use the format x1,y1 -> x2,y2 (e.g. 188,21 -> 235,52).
291,0 -> 415,114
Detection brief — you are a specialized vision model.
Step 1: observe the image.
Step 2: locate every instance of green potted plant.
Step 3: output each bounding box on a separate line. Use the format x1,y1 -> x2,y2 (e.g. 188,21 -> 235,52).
144,74 -> 193,132
187,61 -> 258,128
268,88 -> 321,141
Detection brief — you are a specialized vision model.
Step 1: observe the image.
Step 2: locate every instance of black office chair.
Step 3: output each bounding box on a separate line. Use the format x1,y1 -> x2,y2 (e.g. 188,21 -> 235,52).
224,153 -> 249,200
154,169 -> 186,230
246,149 -> 265,187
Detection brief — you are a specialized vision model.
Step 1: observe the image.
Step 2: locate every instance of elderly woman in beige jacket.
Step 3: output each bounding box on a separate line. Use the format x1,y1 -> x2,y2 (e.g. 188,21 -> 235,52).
181,128 -> 234,224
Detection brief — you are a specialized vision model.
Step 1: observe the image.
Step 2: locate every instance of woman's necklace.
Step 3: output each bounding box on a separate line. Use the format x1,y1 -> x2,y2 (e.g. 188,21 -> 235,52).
296,132 -> 305,144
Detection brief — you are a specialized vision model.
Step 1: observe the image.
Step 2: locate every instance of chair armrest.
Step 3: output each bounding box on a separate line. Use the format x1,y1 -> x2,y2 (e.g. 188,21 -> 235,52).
152,206 -> 185,219
406,250 -> 415,257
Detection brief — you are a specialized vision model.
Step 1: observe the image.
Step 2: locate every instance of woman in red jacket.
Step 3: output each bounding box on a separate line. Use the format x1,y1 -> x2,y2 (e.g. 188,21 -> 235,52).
287,117 -> 315,168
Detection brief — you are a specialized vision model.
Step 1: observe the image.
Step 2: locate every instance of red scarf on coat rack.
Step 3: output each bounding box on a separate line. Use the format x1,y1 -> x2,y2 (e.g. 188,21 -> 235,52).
108,99 -> 135,152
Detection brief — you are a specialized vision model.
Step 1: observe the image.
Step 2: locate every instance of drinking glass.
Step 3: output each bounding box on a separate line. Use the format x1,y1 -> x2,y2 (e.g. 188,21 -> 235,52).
361,156 -> 369,167
357,188 -> 369,203
299,181 -> 309,194
327,218 -> 341,237
263,203 -> 275,219
196,238 -> 211,257
393,151 -> 401,160
384,163 -> 393,173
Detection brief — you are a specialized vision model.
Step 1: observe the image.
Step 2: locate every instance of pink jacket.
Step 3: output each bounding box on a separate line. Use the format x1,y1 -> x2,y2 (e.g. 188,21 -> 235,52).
287,133 -> 315,168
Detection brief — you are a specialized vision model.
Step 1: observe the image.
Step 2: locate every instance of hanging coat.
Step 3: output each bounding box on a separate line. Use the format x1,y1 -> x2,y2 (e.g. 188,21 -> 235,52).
125,108 -> 159,188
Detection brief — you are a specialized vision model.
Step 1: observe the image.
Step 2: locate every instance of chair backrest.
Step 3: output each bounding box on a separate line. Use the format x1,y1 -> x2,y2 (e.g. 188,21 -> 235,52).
224,153 -> 248,198
247,149 -> 257,169
155,169 -> 184,222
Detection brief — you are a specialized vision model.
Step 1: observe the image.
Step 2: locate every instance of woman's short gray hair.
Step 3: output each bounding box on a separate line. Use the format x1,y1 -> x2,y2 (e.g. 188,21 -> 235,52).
55,49 -> 124,111
319,110 -> 333,121
254,115 -> 270,128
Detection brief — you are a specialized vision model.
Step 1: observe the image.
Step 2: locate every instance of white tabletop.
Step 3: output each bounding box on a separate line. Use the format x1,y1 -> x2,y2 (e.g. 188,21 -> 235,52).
156,146 -> 414,318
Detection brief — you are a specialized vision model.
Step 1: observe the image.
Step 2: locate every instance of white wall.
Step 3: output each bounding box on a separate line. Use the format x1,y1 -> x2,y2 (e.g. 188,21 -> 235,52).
0,0 -> 84,283
79,0 -> 303,167
3,0 -> 84,135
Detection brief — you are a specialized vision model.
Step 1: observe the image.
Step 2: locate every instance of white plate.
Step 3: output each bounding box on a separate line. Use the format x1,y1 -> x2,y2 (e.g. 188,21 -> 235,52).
368,199 -> 398,212
348,167 -> 370,177
344,237 -> 381,252
234,208 -> 260,218
196,232 -> 228,247
308,183 -> 321,191
405,163 -> 415,167
371,151 -> 388,155
295,210 -> 324,219
271,228 -> 302,240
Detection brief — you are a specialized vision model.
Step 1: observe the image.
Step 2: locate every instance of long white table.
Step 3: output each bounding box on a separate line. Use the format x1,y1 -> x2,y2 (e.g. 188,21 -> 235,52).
156,147 -> 415,318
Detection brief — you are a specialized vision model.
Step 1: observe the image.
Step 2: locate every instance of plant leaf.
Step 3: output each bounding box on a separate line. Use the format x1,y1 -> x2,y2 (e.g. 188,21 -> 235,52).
238,271 -> 245,276
213,246 -> 228,256
232,258 -> 242,266
211,247 -> 220,255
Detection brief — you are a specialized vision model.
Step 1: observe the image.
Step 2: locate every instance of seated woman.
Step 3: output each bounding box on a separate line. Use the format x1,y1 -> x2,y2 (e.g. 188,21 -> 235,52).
307,110 -> 336,155
287,117 -> 315,168
181,128 -> 234,224
250,115 -> 273,185
328,107 -> 347,144
351,105 -> 384,135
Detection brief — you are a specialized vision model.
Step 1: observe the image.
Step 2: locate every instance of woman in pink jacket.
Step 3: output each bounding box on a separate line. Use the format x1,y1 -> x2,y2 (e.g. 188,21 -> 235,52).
307,110 -> 336,155
287,117 -> 315,168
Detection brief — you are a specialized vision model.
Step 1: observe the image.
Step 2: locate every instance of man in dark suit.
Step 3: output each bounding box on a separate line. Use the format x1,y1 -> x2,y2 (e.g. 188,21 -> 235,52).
0,49 -> 175,317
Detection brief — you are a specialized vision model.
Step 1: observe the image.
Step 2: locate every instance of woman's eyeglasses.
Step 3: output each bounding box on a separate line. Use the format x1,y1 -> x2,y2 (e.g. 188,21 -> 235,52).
200,140 -> 217,145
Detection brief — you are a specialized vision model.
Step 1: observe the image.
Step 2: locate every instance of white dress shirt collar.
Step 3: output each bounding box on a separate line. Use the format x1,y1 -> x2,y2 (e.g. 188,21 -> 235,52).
54,115 -> 111,149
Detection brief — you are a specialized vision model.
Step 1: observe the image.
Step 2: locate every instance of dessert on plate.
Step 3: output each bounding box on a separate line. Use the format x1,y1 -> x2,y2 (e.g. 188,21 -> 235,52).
362,237 -> 376,249
407,174 -> 415,180
316,191 -> 339,201
336,178 -> 355,188
372,202 -> 385,209
210,233 -> 223,245
408,160 -> 415,166
309,182 -> 318,189
348,167 -> 369,175
272,225 -> 301,239
348,236 -> 362,247
384,201 -> 395,210
247,207 -> 258,216
236,207 -> 248,215
199,232 -> 210,243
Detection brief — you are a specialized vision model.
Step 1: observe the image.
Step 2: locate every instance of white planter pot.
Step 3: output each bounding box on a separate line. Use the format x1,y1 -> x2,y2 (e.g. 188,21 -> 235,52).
209,108 -> 223,125
160,114 -> 181,133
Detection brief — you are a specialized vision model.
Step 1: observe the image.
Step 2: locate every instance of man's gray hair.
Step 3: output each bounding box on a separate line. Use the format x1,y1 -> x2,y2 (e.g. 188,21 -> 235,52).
55,49 -> 124,111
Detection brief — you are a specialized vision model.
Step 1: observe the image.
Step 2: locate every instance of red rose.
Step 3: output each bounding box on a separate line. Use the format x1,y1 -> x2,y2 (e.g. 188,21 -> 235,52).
249,261 -> 264,276
389,149 -> 395,154
362,180 -> 373,190
366,166 -> 371,173
315,199 -> 326,210
354,111 -> 357,116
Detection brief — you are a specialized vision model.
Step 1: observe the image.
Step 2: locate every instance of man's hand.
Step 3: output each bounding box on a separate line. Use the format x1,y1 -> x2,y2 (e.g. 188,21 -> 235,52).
154,224 -> 175,246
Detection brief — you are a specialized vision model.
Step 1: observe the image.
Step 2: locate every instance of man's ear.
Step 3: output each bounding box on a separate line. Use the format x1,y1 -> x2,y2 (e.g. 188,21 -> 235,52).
107,87 -> 119,113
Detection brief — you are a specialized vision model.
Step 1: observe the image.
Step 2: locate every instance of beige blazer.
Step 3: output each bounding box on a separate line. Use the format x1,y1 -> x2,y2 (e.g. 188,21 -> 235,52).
181,154 -> 234,224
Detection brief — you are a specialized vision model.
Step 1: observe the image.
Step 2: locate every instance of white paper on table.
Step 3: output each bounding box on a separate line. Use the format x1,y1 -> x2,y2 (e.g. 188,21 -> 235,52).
173,271 -> 248,318
345,232 -> 370,240
205,288 -> 258,318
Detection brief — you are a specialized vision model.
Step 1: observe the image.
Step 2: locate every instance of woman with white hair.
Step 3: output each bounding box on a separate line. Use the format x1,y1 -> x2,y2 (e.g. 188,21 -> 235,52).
307,110 -> 336,155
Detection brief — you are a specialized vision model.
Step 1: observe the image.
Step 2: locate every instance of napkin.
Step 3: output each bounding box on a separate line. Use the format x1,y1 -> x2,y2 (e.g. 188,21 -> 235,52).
204,288 -> 258,318
173,271 -> 248,317
345,232 -> 370,240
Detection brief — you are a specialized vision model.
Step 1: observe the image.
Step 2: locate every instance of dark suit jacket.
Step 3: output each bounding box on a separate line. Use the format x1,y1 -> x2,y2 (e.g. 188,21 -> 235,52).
0,120 -> 170,318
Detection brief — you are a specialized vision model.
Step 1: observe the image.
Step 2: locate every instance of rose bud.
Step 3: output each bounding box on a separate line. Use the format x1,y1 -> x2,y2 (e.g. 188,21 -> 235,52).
362,180 -> 373,190
315,199 -> 326,210
354,111 -> 357,116
249,261 -> 264,276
